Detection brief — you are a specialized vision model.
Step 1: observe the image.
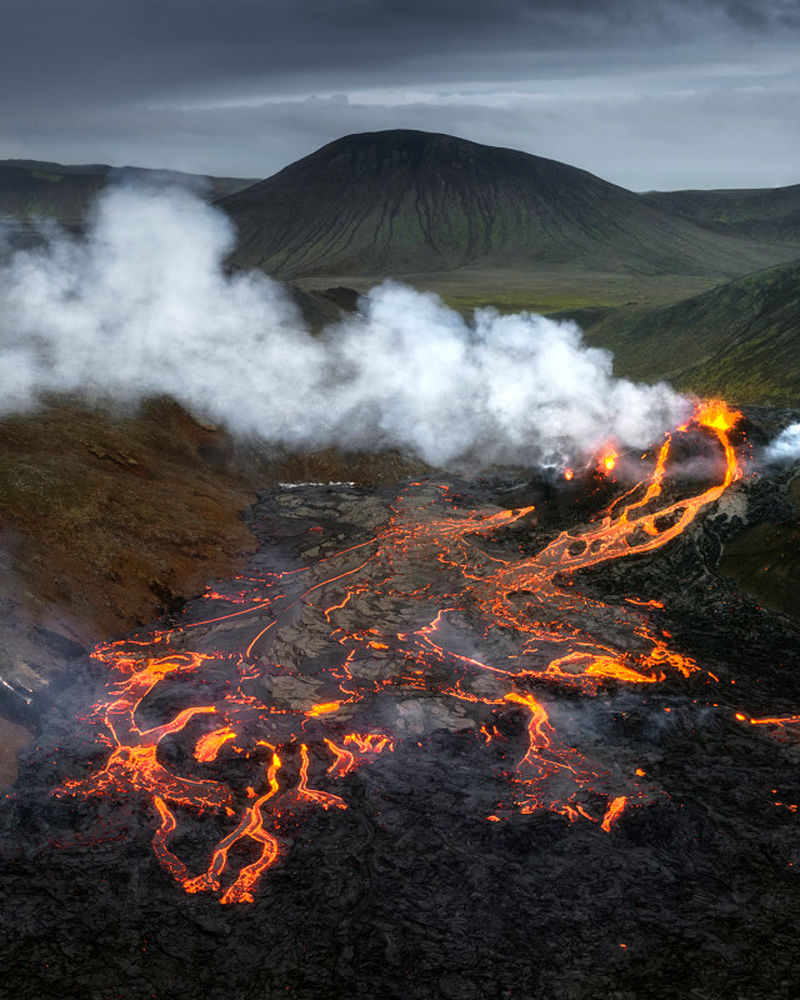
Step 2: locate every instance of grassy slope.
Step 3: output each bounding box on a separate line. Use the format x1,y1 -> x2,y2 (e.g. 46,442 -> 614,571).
641,185 -> 800,248
298,267 -> 720,317
0,159 -> 256,224
580,260 -> 800,403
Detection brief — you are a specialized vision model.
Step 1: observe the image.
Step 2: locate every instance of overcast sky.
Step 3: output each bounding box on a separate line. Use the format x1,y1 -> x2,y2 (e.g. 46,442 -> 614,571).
2,0 -> 799,190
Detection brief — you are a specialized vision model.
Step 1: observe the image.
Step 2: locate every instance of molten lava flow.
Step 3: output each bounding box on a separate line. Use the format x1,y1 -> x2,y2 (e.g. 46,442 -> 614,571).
738,713 -> 800,729
56,400 -> 744,903
195,726 -> 236,762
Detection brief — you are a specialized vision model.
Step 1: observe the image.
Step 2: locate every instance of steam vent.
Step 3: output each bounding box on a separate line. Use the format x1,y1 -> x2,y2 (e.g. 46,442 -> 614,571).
4,397 -> 800,998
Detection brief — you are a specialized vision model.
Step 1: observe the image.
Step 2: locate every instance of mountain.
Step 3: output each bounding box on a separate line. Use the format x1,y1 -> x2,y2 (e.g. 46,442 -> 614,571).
581,259 -> 800,403
641,184 -> 800,248
219,130 -> 797,282
0,159 -> 256,225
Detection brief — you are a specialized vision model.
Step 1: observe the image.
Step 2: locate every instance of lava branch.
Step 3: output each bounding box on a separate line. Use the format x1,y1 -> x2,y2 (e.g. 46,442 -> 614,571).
54,400 -> 743,903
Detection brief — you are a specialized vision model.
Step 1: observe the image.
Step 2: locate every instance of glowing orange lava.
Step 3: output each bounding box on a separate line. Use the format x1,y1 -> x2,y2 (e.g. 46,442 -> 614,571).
55,400 -> 743,903
600,448 -> 619,473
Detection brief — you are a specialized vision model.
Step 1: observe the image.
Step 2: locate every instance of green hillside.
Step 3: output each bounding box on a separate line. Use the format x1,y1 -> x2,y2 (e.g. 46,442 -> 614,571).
219,130 -> 797,284
0,159 -> 255,225
641,185 -> 800,248
581,260 -> 800,403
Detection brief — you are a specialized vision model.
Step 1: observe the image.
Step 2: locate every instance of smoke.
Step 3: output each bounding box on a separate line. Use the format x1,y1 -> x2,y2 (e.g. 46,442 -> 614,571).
764,423 -> 800,464
0,184 -> 690,468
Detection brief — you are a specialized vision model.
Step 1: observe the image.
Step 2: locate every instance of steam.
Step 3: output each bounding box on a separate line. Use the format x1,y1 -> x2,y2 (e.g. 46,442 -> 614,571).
0,184 -> 690,468
765,423 -> 800,464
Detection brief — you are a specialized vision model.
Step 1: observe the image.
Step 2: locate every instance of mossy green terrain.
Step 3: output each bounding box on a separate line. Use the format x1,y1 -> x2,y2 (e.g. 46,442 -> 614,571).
580,260 -> 800,404
0,159 -> 255,225
220,130 -> 797,287
298,267 -> 719,317
641,185 -> 800,248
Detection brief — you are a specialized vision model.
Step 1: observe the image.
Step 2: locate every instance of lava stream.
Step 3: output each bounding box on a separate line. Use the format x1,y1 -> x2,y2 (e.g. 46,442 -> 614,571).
56,400 -> 743,903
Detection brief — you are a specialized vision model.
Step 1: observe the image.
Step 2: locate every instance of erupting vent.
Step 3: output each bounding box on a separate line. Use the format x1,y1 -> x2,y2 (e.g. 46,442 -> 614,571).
55,401 -> 742,905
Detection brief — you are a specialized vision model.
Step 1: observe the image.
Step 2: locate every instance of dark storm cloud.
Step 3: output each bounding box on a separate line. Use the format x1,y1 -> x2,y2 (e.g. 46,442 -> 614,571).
3,0 -> 798,105
1,0 -> 799,186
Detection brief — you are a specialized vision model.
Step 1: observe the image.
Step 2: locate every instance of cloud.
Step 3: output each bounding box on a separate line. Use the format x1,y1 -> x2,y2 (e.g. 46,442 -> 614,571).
86,82 -> 800,190
0,184 -> 688,468
2,46 -> 799,189
1,2 -> 798,112
0,0 -> 798,186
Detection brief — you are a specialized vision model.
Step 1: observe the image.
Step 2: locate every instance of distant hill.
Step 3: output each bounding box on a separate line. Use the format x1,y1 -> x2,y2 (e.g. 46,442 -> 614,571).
582,260 -> 800,403
0,159 -> 255,225
287,284 -> 360,331
641,185 -> 800,248
219,130 -> 797,282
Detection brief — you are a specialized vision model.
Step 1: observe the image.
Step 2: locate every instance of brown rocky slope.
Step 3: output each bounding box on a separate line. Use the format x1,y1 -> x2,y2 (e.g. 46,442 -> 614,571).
0,394 -> 425,783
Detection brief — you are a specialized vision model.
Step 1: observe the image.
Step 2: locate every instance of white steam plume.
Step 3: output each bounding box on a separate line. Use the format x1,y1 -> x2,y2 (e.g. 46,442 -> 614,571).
765,423 -> 800,464
0,184 -> 690,468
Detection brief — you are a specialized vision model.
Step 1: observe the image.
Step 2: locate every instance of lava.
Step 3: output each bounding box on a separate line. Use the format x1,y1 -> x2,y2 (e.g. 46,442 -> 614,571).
55,400 -> 744,904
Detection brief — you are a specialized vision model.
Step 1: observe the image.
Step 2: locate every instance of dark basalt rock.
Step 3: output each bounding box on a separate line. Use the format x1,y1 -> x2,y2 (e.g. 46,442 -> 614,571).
2,437 -> 800,999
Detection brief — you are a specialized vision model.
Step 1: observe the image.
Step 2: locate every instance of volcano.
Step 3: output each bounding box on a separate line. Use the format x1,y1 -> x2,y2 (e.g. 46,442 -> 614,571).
219,130 -> 797,281
3,401 -> 800,998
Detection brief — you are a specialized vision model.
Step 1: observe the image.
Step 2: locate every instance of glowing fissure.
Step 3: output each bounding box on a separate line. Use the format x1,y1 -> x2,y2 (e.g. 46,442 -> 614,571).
56,401 -> 742,904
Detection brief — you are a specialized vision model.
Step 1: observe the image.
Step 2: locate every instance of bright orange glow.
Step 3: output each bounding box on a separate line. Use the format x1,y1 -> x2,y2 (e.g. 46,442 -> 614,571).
695,399 -> 742,435
600,447 -> 618,473
54,398 -> 744,904
343,733 -> 395,754
295,744 -> 347,812
194,726 -> 236,762
324,738 -> 356,777
584,657 -> 659,684
601,795 -> 627,832
305,702 -> 343,717
747,714 -> 800,727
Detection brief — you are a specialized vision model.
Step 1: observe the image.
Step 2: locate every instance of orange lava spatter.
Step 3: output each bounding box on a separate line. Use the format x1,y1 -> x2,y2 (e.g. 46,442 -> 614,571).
55,401 -> 743,904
